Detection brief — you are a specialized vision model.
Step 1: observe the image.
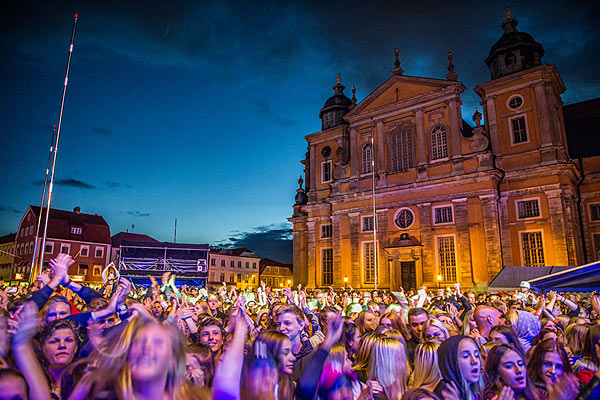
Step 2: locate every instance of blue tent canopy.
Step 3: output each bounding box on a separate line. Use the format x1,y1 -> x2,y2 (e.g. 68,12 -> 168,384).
528,261 -> 600,292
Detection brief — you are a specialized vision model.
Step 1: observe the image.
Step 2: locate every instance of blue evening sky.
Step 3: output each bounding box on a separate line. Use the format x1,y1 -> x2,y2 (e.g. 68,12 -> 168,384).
1,1 -> 599,263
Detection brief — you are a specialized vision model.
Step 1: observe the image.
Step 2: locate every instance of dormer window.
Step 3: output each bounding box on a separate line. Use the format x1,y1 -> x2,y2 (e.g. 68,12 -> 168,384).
71,227 -> 82,235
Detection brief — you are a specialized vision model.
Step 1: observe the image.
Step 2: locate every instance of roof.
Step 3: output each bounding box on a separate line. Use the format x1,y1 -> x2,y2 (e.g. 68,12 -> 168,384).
0,233 -> 16,244
488,266 -> 572,291
120,241 -> 209,250
209,247 -> 258,258
259,257 -> 292,274
29,206 -> 111,244
528,262 -> 600,292
563,97 -> 600,159
112,232 -> 159,247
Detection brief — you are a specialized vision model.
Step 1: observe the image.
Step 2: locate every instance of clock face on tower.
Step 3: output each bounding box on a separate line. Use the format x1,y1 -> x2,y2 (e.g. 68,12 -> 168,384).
321,146 -> 331,157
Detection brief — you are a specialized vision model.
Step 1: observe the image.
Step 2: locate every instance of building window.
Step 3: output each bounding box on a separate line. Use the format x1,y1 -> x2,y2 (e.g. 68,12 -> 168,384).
361,143 -> 373,174
321,160 -> 332,183
431,125 -> 448,160
521,231 -> 545,266
210,272 -> 215,281
391,130 -> 413,171
221,259 -> 225,267
61,244 -> 70,254
244,274 -> 249,283
238,261 -> 242,268
29,226 -> 34,235
237,273 -> 241,282
322,248 -> 333,286
253,262 -> 257,269
516,198 -> 541,219
394,208 -> 414,229
364,242 -> 375,283
70,227 -> 82,235
593,234 -> 600,261
507,95 -> 524,110
230,274 -> 234,283
78,264 -> 88,275
246,262 -> 249,268
510,115 -> 528,144
95,247 -> 104,258
321,224 -> 332,238
252,275 -> 257,283
220,272 -> 225,282
433,205 -> 454,224
362,216 -> 374,232
45,242 -> 54,254
590,204 -> 600,221
80,246 -> 89,257
437,236 -> 457,282
230,260 -> 235,267
211,258 -> 216,266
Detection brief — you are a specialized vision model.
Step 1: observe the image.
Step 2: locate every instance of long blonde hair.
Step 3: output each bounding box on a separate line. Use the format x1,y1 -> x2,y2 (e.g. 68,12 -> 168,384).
368,336 -> 408,400
89,316 -> 187,399
411,342 -> 441,390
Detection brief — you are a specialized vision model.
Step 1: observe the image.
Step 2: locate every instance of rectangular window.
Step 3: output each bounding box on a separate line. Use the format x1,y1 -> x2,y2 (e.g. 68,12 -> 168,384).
80,246 -> 89,257
238,261 -> 242,268
253,262 -> 257,269
590,204 -> 600,221
274,267 -> 279,273
521,231 -> 545,266
321,224 -> 332,238
361,143 -> 373,174
210,271 -> 215,281
230,274 -> 234,283
438,236 -> 457,282
511,116 -> 528,144
517,199 -> 541,219
322,248 -> 333,286
230,260 -> 234,267
211,258 -> 216,266
221,259 -> 225,267
45,242 -> 54,254
593,234 -> 600,261
220,272 -> 225,282
237,273 -> 241,282
431,126 -> 449,160
252,275 -> 256,283
391,130 -> 413,171
78,264 -> 88,275
434,205 -> 454,224
61,244 -> 70,254
321,160 -> 332,183
362,216 -> 374,232
246,262 -> 249,268
70,227 -> 82,235
364,242 -> 375,283
95,247 -> 104,258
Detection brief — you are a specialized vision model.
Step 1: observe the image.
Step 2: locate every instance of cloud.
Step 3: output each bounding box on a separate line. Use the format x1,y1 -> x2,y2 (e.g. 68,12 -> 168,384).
217,223 -> 292,263
33,178 -> 96,189
0,206 -> 22,214
105,181 -> 134,188
92,127 -> 112,136
121,211 -> 150,217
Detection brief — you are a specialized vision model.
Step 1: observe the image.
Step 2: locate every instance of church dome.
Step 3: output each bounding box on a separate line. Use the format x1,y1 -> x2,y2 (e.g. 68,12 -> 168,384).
485,8 -> 544,80
319,74 -> 352,130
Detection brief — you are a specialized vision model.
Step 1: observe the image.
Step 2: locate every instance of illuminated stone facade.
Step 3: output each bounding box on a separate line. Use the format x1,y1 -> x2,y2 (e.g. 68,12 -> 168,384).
290,11 -> 600,290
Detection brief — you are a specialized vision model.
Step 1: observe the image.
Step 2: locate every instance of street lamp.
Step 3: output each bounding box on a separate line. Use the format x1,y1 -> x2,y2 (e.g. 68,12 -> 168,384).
437,274 -> 444,289
287,279 -> 291,286
344,275 -> 348,289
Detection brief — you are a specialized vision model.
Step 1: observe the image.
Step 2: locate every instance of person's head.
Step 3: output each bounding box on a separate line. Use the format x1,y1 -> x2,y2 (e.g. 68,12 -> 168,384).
206,294 -> 219,314
254,330 -> 296,375
564,323 -> 589,356
484,344 -> 532,396
421,318 -> 450,345
342,320 -> 360,357
437,336 -> 482,400
408,308 -> 429,340
412,342 -> 441,390
242,356 -> 278,400
489,325 -> 525,355
198,318 -> 224,355
40,319 -> 80,368
402,388 -> 440,400
461,309 -> 477,336
186,343 -> 214,388
319,306 -> 339,333
379,311 -> 409,340
519,281 -> 530,293
276,304 -> 306,344
43,296 -> 71,324
0,369 -> 29,400
152,301 -> 164,318
528,339 -> 571,387
466,292 -> 476,304
474,306 -> 505,338
352,331 -> 381,370
356,310 -> 377,336
368,336 -> 408,399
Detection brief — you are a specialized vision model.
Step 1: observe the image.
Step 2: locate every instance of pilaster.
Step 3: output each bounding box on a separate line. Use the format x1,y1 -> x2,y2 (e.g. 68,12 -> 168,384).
376,209 -> 389,287
418,203 -> 434,284
479,195 -> 503,281
498,197 -> 513,266
306,220 -> 316,288
416,109 -> 426,166
349,213 -> 361,287
546,190 -> 570,266
376,120 -> 385,173
332,214 -> 342,286
453,198 -> 473,285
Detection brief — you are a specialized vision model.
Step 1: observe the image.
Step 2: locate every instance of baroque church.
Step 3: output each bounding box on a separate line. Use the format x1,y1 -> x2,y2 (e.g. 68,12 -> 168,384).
289,9 -> 600,290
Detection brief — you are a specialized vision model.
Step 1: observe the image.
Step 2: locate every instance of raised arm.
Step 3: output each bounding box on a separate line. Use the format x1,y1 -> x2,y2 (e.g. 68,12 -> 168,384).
212,308 -> 248,400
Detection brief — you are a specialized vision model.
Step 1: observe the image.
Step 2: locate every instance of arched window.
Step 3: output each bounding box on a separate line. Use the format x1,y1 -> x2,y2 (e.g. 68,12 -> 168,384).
431,125 -> 448,160
361,143 -> 373,174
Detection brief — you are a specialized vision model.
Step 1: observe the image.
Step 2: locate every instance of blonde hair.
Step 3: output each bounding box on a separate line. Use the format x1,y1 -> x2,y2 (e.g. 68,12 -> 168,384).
420,318 -> 450,343
325,343 -> 347,367
352,331 -> 381,371
565,323 -> 589,356
368,336 -> 408,400
411,342 -> 441,390
89,316 -> 187,399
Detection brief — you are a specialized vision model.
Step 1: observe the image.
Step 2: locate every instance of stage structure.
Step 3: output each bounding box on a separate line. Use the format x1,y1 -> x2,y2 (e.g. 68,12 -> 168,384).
117,241 -> 209,287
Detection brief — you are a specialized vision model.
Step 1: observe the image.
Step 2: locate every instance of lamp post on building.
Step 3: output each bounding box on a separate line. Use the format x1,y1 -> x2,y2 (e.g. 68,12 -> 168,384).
344,275 -> 348,289
287,279 -> 291,287
437,274 -> 444,289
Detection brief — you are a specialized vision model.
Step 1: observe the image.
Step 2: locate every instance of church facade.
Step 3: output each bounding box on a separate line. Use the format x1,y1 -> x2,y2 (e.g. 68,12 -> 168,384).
289,10 -> 600,290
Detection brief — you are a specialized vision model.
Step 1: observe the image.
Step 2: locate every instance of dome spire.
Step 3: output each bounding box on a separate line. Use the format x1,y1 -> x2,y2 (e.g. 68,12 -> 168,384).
351,85 -> 357,104
392,48 -> 404,75
501,5 -> 518,34
446,51 -> 458,81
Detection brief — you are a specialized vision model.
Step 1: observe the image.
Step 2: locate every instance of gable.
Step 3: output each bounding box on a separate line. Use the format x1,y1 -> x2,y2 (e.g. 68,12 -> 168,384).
361,81 -> 442,113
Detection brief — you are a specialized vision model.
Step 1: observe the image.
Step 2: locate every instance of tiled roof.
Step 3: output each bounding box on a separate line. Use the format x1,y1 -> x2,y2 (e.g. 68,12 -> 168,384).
259,257 -> 293,274
210,247 -> 258,257
29,206 -> 111,244
564,97 -> 600,159
0,233 -> 16,244
112,232 -> 159,247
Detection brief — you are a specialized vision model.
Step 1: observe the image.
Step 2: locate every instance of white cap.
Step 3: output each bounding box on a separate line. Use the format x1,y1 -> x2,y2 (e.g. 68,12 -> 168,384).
519,281 -> 530,289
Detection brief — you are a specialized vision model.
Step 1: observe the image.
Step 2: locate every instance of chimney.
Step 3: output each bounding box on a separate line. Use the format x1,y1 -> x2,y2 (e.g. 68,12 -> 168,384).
73,206 -> 81,214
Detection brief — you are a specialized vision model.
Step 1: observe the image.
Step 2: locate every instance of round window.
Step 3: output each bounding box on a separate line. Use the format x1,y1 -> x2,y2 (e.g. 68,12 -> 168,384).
394,208 -> 414,229
507,95 -> 523,110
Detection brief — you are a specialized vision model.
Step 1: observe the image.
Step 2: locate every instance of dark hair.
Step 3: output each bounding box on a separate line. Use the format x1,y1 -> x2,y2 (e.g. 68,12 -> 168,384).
355,310 -> 376,336
489,325 -> 525,355
342,320 -> 358,357
318,306 -> 339,330
408,308 -> 429,321
40,318 -> 81,350
527,339 -> 571,387
0,368 -> 28,398
403,388 -> 441,400
198,317 -> 224,334
187,343 -> 215,387
484,344 -> 539,400
582,325 -> 600,367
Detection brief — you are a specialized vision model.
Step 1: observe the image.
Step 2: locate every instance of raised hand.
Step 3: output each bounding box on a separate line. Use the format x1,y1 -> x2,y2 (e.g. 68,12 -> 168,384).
49,253 -> 74,285
12,302 -> 40,346
547,373 -> 579,400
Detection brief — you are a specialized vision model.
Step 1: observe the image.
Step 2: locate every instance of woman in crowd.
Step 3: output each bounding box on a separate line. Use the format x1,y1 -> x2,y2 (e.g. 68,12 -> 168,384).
505,310 -> 541,352
489,325 -> 526,355
564,323 -> 589,357
435,335 -> 482,400
527,339 -> 571,398
186,343 -> 214,389
483,344 -> 539,400
356,311 -> 378,336
352,331 -> 381,384
411,342 -> 441,392
365,336 -> 408,400
420,319 -> 450,345
40,319 -> 81,398
253,330 -> 296,399
379,311 -> 410,341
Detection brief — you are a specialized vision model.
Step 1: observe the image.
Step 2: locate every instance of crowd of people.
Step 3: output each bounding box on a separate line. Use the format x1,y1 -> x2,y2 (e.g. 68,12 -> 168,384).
1,253 -> 599,400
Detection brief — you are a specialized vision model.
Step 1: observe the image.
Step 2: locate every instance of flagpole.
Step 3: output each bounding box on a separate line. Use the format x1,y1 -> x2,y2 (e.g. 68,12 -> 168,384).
370,118 -> 378,290
30,125 -> 57,282
36,14 -> 79,280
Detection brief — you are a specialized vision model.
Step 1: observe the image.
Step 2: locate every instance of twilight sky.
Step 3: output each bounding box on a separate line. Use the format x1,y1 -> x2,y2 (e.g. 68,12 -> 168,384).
1,1 -> 599,263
